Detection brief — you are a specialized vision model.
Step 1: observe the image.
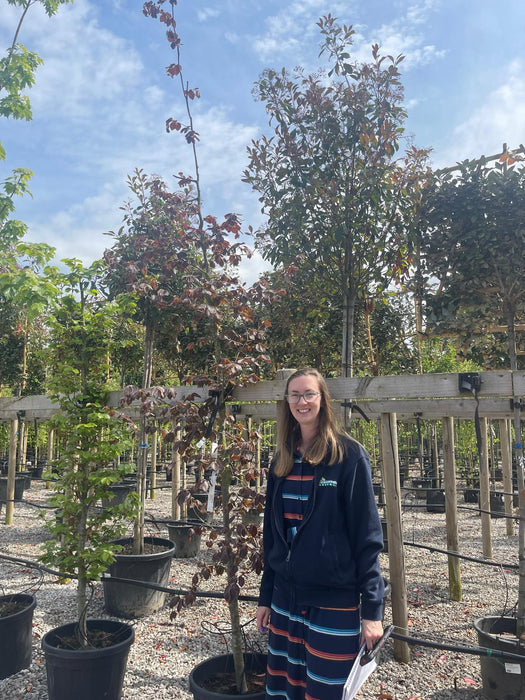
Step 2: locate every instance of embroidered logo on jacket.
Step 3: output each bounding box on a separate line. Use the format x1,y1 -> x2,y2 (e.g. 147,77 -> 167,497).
319,477 -> 337,487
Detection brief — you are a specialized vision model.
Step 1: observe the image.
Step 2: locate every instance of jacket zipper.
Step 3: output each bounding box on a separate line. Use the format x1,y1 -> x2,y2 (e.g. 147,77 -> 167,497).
277,471 -> 319,568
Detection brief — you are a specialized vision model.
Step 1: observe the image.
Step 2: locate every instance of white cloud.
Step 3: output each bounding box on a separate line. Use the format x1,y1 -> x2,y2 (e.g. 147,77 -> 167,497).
436,58 -> 525,167
251,1 -> 350,63
197,8 -> 221,22
250,0 -> 444,74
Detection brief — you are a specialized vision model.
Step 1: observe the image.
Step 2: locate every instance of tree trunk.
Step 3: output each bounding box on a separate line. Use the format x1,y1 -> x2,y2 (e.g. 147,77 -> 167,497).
221,468 -> 248,693
134,321 -> 154,555
341,286 -> 355,379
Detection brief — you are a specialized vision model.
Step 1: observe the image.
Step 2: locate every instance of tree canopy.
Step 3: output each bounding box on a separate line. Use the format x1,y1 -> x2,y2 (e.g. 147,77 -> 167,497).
244,15 -> 430,377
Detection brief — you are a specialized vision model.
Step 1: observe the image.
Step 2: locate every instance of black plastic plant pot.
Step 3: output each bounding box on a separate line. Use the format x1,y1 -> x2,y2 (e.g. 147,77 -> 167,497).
101,482 -> 136,509
103,536 -> 175,618
0,476 -> 26,503
167,521 -> 202,559
189,652 -> 267,699
474,616 -> 525,700
489,491 -> 505,518
426,488 -> 445,513
0,593 -> 37,680
42,618 -> 134,700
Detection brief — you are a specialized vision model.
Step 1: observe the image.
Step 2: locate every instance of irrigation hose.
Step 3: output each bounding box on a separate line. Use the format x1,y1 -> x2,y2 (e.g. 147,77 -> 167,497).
2,552 -> 524,664
389,626 -> 525,664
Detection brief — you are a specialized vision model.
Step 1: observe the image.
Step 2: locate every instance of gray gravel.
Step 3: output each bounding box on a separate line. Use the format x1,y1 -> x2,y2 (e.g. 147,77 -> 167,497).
0,474 -> 520,699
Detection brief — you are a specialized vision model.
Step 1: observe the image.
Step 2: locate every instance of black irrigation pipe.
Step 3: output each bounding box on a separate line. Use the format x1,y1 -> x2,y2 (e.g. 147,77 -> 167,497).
402,541 -> 519,570
3,553 -> 524,664
389,627 -> 525,664
0,552 -> 259,602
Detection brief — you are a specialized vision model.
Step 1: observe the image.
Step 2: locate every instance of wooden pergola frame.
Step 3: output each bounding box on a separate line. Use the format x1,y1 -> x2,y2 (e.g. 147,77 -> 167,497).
1,370 -> 524,662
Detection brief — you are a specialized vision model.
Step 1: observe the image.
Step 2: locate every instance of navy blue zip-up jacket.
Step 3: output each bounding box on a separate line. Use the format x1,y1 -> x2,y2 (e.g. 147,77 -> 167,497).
258,438 -> 384,621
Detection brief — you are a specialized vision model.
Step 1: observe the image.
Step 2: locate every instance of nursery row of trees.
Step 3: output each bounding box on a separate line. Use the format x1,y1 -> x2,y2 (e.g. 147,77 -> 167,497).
1,4 -> 525,403
1,1 -> 525,685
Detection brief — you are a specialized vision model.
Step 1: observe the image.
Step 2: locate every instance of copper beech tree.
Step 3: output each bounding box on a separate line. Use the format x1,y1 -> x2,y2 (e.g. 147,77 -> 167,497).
108,2 -> 279,693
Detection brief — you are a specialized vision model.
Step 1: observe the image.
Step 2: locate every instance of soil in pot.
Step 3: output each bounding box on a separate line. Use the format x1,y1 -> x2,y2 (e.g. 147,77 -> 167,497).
189,652 -> 267,699
42,618 -> 134,700
474,616 -> 525,700
0,593 -> 37,680
103,536 -> 175,618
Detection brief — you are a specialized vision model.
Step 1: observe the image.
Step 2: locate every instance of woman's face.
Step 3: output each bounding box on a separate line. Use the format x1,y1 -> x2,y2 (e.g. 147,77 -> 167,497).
286,375 -> 322,432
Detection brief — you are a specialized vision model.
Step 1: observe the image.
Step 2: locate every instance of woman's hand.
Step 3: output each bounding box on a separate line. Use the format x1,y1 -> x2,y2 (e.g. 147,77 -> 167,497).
256,605 -> 271,632
360,618 -> 383,650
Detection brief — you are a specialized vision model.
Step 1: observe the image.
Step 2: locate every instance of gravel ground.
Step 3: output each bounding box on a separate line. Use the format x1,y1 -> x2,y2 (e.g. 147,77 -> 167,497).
0,472 -> 521,700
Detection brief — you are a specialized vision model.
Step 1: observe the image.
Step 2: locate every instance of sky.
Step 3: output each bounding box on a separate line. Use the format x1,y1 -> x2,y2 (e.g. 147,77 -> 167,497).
1,0 -> 524,283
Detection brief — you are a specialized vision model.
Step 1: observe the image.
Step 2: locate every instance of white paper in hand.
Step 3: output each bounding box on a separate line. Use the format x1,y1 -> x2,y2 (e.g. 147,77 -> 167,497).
341,643 -> 378,700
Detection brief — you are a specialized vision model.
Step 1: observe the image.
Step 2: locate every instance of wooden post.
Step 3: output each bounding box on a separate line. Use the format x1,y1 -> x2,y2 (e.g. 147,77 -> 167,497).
18,419 -> 27,470
479,417 -> 493,559
5,417 -> 18,525
432,421 -> 439,486
442,417 -> 461,601
499,418 -> 514,537
172,421 -> 181,521
380,412 -> 410,663
45,427 -> 54,489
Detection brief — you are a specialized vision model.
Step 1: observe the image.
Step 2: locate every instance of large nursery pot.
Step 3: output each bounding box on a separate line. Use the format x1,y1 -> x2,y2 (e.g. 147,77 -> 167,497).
188,492 -> 214,524
101,481 -> 137,509
426,488 -> 445,513
42,618 -> 134,700
103,536 -> 175,618
189,652 -> 267,700
474,616 -> 525,700
166,520 -> 202,559
0,593 -> 37,679
489,491 -> 505,518
0,476 -> 26,503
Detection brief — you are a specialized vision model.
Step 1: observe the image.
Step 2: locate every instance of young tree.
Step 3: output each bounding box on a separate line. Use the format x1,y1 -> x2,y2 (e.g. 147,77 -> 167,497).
244,15 -> 430,378
41,259 -> 138,643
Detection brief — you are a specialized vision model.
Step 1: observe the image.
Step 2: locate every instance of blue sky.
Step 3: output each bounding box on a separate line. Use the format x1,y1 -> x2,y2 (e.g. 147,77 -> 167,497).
1,0 -> 524,282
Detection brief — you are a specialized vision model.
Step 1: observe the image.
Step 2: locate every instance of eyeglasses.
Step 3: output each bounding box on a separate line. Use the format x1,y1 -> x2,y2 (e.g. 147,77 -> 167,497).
285,391 -> 321,404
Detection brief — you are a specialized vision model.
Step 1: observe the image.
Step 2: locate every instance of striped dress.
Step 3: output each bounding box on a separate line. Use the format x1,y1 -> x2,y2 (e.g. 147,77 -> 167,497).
265,456 -> 361,700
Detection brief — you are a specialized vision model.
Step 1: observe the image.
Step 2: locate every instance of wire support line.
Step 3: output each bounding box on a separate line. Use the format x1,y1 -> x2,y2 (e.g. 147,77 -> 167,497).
402,541 -> 519,570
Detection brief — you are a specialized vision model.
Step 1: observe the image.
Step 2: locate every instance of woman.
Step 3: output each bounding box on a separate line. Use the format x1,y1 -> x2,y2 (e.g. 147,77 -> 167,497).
256,368 -> 384,699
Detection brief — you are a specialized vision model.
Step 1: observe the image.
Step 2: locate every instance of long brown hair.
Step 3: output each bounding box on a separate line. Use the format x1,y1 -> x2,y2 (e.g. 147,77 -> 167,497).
274,368 -> 348,477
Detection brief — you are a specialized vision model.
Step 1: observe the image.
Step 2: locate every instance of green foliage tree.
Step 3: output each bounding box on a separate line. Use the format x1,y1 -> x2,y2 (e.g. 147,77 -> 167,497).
418,151 -> 525,637
41,259 -> 138,643
0,240 -> 56,394
420,155 -> 525,369
0,0 -> 73,394
243,15 -> 430,378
